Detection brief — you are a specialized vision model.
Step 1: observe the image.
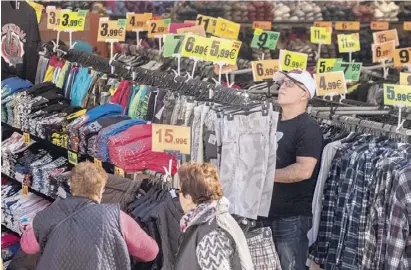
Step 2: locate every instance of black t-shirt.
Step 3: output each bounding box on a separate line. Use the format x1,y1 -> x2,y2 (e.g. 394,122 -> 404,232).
269,113 -> 323,218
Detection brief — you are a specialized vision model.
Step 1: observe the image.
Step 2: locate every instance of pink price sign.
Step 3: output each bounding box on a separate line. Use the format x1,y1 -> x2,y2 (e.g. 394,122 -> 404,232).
169,23 -> 196,34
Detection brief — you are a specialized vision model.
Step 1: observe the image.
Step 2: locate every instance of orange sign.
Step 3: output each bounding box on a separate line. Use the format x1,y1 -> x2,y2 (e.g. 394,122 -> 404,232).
214,64 -> 238,74
373,29 -> 399,47
252,21 -> 272,31
372,41 -> 395,63
126,13 -> 151,31
404,22 -> 411,31
152,124 -> 191,155
315,71 -> 347,96
394,47 -> 411,67
314,21 -> 332,28
335,21 -> 360,31
370,21 -> 389,31
251,60 -> 280,82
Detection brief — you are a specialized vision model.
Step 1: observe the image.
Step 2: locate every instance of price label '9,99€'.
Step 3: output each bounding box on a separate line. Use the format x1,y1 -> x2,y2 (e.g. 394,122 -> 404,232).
314,71 -> 347,96
384,84 -> 411,106
251,60 -> 280,81
251,29 -> 280,50
98,19 -> 127,42
152,124 -> 191,155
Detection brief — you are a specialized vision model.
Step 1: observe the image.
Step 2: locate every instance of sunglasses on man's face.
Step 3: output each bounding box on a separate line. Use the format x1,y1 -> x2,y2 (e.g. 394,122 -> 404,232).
282,78 -> 308,93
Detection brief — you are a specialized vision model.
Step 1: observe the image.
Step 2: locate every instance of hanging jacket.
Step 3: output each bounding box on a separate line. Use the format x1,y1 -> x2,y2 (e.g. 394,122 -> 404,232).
32,196 -> 131,270
175,198 -> 254,270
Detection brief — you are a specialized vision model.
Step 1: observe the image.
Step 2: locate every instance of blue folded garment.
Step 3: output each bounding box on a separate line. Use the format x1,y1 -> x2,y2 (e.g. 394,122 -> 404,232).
1,77 -> 32,98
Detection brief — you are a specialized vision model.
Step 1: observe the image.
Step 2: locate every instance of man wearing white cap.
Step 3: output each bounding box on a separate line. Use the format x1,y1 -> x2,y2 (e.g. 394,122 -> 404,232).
267,69 -> 323,270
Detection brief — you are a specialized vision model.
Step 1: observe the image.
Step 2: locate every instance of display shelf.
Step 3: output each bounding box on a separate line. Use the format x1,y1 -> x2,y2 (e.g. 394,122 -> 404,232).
1,223 -> 21,236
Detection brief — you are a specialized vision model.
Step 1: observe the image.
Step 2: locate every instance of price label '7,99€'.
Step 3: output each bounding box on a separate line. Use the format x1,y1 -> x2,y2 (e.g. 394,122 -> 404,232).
98,18 -> 127,42
384,84 -> 411,106
152,124 -> 191,155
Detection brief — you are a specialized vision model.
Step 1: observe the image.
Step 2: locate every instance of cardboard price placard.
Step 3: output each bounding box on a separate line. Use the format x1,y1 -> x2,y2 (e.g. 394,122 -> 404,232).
148,19 -> 171,38
169,23 -> 195,34
214,17 -> 240,40
208,37 -> 242,65
314,71 -> 347,96
180,34 -> 211,60
333,61 -> 363,81
314,21 -> 332,28
253,21 -> 272,31
114,167 -> 125,177
316,58 -> 342,73
163,34 -> 185,58
23,132 -> 30,145
383,84 -> 411,106
46,7 -> 61,31
68,150 -> 78,165
400,73 -> 411,86
176,25 -> 206,37
370,21 -> 389,31
337,33 -> 361,53
394,47 -> 411,67
152,124 -> 191,155
373,29 -> 399,46
279,50 -> 308,71
94,158 -> 103,167
98,19 -> 127,42
213,64 -> 238,74
196,14 -> 218,34
310,27 -> 332,45
27,1 -> 43,23
404,22 -> 411,31
335,21 -> 360,31
251,60 -> 280,81
126,13 -> 151,31
251,29 -> 280,50
372,41 -> 395,63
22,184 -> 29,196
59,10 -> 87,32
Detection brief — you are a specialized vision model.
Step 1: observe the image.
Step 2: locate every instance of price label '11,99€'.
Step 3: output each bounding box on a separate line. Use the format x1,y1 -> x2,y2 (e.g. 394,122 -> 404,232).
152,124 -> 191,155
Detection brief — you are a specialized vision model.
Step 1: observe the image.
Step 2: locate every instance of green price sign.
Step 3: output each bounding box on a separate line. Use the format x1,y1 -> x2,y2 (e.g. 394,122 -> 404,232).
251,29 -> 280,50
163,34 -> 185,58
333,61 -> 362,81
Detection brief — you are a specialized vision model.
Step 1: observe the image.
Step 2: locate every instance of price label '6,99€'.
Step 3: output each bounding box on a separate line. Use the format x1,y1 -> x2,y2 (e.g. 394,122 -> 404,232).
384,84 -> 411,106
180,34 -> 211,61
279,50 -> 308,71
98,18 -> 127,42
314,71 -> 347,96
152,124 -> 191,155
251,60 -> 280,81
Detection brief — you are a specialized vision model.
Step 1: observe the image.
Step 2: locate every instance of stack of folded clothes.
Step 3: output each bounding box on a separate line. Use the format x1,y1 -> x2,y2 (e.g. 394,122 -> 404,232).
1,230 -> 21,264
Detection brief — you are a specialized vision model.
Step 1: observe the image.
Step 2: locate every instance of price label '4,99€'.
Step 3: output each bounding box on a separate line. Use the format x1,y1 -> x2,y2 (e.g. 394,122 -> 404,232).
251,29 -> 280,50
208,37 -> 242,65
251,60 -> 280,82
279,50 -> 308,71
126,13 -> 152,31
384,84 -> 411,107
152,124 -> 191,155
98,19 -> 127,42
314,71 -> 347,96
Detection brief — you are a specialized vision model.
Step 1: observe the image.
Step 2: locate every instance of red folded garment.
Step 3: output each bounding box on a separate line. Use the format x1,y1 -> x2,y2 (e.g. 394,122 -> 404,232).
2,234 -> 20,249
108,124 -> 152,149
111,80 -> 132,112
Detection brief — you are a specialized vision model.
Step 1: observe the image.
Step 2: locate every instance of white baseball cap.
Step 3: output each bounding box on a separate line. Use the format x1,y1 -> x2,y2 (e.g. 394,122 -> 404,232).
273,69 -> 316,99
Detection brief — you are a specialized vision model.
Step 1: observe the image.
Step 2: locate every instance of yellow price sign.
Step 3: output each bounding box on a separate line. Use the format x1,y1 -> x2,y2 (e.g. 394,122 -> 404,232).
317,58 -> 341,73
370,21 -> 389,31
126,13 -> 151,31
337,33 -> 361,53
208,37 -> 242,65
196,14 -> 217,34
46,7 -> 61,31
394,47 -> 411,67
114,167 -> 125,177
68,150 -> 78,165
253,21 -> 272,31
214,17 -> 240,40
27,1 -> 44,23
59,10 -> 87,32
279,50 -> 308,71
314,21 -> 332,28
152,124 -> 191,155
148,19 -> 170,38
400,73 -> 411,86
404,22 -> 411,31
22,184 -> 29,196
251,60 -> 280,82
373,29 -> 399,47
372,41 -> 395,63
97,18 -> 127,42
311,27 -> 332,45
384,84 -> 411,106
180,34 -> 211,60
314,71 -> 347,96
335,21 -> 360,31
23,132 -> 30,145
214,64 -> 237,74
94,158 -> 103,167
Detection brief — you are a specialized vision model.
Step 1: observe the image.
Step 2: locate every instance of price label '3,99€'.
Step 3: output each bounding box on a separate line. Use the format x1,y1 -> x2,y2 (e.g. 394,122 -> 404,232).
98,18 -> 127,42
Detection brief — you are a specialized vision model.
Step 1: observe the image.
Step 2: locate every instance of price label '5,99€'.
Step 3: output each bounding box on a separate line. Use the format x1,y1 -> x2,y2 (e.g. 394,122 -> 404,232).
314,71 -> 347,96
317,58 -> 342,73
279,50 -> 308,71
98,19 -> 127,42
384,84 -> 411,106
251,60 -> 280,82
208,37 -> 242,65
152,124 -> 191,155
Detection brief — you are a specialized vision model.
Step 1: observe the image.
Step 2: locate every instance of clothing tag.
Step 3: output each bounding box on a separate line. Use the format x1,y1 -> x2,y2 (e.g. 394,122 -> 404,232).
169,189 -> 177,198
204,131 -> 218,159
155,106 -> 165,120
208,133 -> 217,145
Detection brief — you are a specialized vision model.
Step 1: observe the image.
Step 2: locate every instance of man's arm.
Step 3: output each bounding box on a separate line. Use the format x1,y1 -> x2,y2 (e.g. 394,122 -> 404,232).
120,210 -> 159,262
274,156 -> 318,183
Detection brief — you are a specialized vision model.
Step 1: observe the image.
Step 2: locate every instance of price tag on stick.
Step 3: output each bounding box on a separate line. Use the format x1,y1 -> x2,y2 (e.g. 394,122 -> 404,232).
152,124 -> 191,155
372,41 -> 395,63
335,21 -> 360,31
98,19 -> 127,42
394,47 -> 411,67
196,14 -> 218,34
208,37 -> 242,66
126,13 -> 151,32
23,132 -> 30,145
311,27 -> 332,45
59,10 -> 87,32
337,33 -> 361,53
214,17 -> 240,40
333,61 -> 363,81
316,58 -> 342,73
251,29 -> 280,50
400,73 -> 411,86
163,34 -> 185,58
279,50 -> 308,71
251,60 -> 280,81
384,84 -> 411,106
114,167 -> 125,177
46,7 -> 61,31
373,29 -> 399,46
148,19 -> 170,38
404,22 -> 411,31
181,34 -> 211,61
253,21 -> 272,31
314,71 -> 347,96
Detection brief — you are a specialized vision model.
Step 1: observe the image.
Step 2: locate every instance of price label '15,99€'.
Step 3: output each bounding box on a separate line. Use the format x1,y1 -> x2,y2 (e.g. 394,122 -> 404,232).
98,18 -> 127,42
152,124 -> 191,155
384,84 -> 411,106
314,71 -> 347,96
251,60 -> 280,81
